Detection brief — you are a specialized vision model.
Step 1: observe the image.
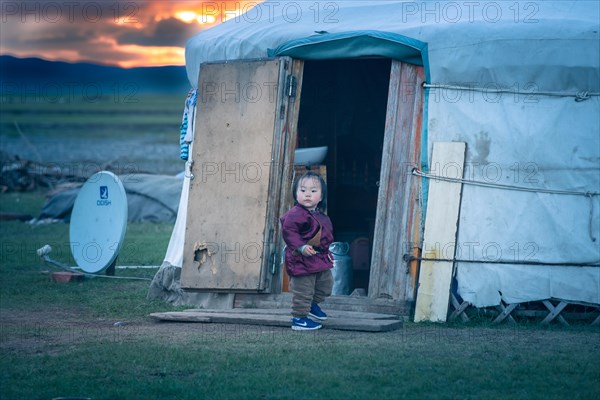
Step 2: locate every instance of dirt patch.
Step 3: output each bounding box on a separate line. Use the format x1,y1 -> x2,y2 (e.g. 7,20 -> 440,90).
1,308 -> 361,355
2,308 -> 599,358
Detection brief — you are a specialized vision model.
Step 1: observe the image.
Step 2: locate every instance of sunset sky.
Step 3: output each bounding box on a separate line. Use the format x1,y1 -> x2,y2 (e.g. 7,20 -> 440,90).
0,1 -> 264,68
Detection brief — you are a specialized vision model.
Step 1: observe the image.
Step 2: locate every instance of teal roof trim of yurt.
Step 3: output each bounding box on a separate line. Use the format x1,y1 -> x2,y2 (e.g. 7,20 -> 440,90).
267,30 -> 429,205
269,30 -> 432,218
268,30 -> 427,66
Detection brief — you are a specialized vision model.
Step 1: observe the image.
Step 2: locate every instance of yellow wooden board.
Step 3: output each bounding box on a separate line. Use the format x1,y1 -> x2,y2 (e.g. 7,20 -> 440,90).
414,142 -> 466,322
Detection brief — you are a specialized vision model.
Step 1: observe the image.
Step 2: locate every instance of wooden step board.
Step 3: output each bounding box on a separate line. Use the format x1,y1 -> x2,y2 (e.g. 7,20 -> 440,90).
233,293 -> 413,316
149,308 -> 403,332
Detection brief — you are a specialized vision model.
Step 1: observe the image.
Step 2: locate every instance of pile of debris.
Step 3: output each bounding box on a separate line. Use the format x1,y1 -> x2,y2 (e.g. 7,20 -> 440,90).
1,152 -> 183,224
0,151 -> 114,193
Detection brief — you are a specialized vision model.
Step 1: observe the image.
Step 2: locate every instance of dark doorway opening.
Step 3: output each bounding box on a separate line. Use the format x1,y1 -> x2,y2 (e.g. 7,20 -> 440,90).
296,58 -> 391,293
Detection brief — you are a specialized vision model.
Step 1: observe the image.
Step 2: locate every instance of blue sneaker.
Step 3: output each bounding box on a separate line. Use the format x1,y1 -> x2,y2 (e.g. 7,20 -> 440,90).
309,303 -> 327,320
291,317 -> 322,331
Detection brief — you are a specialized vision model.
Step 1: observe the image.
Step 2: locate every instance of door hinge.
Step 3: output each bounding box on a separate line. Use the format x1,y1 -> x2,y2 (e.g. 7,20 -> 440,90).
286,75 -> 297,98
270,250 -> 277,275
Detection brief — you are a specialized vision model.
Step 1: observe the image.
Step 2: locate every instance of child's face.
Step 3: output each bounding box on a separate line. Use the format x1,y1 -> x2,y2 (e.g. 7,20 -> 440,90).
296,177 -> 322,211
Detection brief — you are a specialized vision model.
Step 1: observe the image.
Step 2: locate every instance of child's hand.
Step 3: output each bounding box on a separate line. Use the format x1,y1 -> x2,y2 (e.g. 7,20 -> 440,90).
301,245 -> 317,257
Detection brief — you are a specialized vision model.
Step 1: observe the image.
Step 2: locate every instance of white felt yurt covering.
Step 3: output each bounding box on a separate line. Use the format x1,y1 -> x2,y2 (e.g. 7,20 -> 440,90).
157,1 -> 599,308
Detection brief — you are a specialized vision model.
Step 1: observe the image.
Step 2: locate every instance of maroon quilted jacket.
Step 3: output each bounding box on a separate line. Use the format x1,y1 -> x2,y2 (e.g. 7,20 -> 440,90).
280,204 -> 334,277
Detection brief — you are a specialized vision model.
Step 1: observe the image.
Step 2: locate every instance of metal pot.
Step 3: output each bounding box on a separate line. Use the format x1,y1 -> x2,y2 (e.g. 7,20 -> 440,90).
329,242 -> 353,295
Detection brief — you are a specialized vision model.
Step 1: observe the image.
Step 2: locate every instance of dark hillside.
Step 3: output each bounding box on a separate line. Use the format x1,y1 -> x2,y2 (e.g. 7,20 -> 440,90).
0,55 -> 190,95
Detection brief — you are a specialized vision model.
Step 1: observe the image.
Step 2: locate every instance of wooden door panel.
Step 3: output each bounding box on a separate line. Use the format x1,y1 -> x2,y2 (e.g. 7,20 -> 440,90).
181,59 -> 283,291
369,61 -> 425,301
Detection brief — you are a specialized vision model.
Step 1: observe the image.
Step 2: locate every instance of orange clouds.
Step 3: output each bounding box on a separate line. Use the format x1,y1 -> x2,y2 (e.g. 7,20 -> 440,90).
0,1 -> 264,67
154,1 -> 262,24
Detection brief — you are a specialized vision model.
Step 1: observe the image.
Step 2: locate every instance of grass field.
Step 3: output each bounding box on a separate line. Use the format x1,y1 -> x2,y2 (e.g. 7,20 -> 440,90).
1,94 -> 185,175
0,95 -> 184,136
1,97 -> 599,400
1,192 -> 599,400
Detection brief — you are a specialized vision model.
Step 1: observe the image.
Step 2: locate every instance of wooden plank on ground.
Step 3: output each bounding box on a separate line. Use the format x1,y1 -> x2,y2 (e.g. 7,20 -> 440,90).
183,308 -> 399,320
149,310 -> 402,332
149,312 -> 212,323
414,142 -> 466,322
150,311 -> 290,326
325,318 -> 401,332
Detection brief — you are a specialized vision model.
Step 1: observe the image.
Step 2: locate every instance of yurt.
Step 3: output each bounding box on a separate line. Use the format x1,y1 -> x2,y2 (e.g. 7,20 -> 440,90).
149,1 -> 599,324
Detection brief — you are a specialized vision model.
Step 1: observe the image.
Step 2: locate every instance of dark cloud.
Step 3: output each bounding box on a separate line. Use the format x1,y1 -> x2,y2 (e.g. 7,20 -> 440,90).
116,17 -> 200,47
21,28 -> 98,47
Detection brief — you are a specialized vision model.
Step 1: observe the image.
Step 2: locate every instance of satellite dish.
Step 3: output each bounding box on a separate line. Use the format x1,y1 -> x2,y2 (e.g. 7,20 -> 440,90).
69,171 -> 128,274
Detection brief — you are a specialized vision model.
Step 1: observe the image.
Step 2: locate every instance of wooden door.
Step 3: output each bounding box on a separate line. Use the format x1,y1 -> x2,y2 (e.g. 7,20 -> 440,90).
369,61 -> 425,301
181,59 -> 298,292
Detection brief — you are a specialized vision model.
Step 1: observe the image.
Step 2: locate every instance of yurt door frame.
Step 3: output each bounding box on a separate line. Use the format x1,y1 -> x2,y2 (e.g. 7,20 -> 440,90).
282,59 -> 425,301
181,57 -> 424,302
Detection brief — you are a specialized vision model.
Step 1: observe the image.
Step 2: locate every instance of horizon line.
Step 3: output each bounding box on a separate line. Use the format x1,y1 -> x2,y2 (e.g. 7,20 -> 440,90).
0,53 -> 186,69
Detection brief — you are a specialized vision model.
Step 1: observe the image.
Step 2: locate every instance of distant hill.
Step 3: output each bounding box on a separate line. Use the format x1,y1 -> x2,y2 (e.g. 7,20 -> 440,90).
0,55 -> 190,96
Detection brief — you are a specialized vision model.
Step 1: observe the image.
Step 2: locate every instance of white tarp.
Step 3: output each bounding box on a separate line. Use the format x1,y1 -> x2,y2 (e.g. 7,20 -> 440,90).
39,174 -> 183,223
182,1 -> 600,307
427,93 -> 600,306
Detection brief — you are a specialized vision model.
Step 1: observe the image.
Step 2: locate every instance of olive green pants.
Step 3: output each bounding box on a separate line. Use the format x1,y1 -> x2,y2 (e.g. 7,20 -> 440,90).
290,269 -> 333,317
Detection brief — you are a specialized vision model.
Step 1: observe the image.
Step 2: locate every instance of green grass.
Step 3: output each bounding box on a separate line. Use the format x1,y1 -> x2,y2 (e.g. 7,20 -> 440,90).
0,94 -> 184,114
0,94 -> 184,137
0,190 -> 173,316
1,324 -> 599,400
1,191 -> 600,400
0,190 -> 47,215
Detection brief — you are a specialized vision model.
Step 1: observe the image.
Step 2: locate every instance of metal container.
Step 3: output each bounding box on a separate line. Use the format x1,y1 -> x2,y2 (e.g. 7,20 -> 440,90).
329,242 -> 353,295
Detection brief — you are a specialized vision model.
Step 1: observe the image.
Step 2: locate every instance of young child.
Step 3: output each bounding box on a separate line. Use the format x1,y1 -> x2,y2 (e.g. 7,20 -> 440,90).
280,171 -> 334,330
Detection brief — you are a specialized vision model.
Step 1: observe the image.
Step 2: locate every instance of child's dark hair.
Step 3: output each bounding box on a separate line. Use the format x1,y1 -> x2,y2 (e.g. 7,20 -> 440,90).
293,171 -> 327,211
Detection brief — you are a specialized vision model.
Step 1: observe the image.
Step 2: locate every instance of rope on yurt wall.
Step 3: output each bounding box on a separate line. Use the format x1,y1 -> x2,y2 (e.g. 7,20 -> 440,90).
404,254 -> 600,267
412,168 -> 599,197
412,168 -> 599,243
422,83 -> 600,101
